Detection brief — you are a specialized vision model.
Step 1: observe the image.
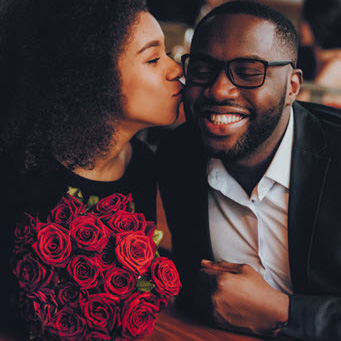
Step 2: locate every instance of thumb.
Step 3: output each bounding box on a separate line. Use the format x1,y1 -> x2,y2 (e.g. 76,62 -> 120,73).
201,259 -> 243,274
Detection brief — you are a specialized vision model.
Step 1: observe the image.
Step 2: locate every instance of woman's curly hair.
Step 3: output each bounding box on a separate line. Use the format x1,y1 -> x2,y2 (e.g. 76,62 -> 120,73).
0,0 -> 147,172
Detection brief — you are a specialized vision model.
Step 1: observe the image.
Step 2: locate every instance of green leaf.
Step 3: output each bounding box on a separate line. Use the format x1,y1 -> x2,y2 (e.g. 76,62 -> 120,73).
136,278 -> 155,292
67,186 -> 83,202
155,251 -> 160,258
131,201 -> 135,213
87,195 -> 99,211
152,229 -> 163,247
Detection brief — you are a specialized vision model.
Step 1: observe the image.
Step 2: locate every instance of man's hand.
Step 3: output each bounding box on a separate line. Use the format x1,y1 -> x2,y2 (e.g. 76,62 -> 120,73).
201,259 -> 289,335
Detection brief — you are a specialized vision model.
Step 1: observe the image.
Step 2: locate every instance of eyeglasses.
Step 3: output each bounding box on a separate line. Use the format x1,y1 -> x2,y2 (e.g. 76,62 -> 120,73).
181,54 -> 295,89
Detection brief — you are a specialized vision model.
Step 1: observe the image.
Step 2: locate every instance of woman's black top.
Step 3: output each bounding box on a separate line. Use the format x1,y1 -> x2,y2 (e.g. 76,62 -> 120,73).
0,138 -> 157,337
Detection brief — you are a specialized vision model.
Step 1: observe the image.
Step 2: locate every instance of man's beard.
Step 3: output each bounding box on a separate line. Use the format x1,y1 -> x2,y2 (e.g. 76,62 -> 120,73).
193,88 -> 287,162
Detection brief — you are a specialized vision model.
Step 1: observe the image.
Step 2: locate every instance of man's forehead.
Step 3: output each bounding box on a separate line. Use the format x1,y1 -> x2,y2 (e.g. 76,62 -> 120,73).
191,13 -> 278,57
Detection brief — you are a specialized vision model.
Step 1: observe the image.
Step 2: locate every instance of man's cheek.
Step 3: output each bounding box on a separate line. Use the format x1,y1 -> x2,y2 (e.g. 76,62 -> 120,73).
183,88 -> 200,121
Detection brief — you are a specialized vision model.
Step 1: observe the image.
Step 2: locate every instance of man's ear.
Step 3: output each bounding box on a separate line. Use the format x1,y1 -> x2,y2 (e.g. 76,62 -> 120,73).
286,68 -> 303,105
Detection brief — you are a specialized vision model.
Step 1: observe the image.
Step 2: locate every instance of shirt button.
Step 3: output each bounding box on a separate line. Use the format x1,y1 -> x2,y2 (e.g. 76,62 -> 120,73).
251,199 -> 255,203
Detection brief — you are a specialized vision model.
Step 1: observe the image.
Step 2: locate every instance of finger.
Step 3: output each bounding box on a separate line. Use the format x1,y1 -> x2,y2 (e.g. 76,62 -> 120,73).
198,268 -> 218,290
201,259 -> 242,274
201,267 -> 226,276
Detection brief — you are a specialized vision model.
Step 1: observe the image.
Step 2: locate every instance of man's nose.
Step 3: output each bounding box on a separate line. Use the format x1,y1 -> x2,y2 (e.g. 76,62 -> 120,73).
206,70 -> 239,101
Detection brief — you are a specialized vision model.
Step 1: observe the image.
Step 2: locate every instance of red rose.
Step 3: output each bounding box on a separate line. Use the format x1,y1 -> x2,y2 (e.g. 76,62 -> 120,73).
19,293 -> 40,325
48,195 -> 86,226
13,213 -> 36,248
20,290 -> 58,330
96,241 -> 116,270
120,292 -> 160,340
94,193 -> 133,218
151,257 -> 181,297
49,308 -> 87,341
67,255 -> 99,289
13,253 -> 57,292
106,210 -> 147,234
104,266 -> 137,297
57,283 -> 86,308
19,295 -> 42,336
85,331 -> 111,340
143,290 -> 166,310
81,293 -> 120,332
32,223 -> 72,267
115,233 -> 156,275
25,290 -> 58,325
145,221 -> 156,237
70,214 -> 109,252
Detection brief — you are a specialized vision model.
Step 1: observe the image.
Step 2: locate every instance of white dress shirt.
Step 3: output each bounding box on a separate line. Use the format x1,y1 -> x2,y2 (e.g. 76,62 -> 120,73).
207,109 -> 294,295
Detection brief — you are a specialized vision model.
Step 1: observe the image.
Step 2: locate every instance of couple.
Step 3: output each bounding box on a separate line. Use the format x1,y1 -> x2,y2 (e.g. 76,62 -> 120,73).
0,1 -> 340,340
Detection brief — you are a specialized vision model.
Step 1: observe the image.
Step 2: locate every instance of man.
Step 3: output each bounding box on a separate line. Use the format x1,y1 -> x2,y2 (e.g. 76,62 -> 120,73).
157,1 -> 341,340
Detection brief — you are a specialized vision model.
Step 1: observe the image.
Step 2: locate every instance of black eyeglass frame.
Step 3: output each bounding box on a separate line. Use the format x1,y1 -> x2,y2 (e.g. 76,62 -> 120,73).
181,53 -> 295,89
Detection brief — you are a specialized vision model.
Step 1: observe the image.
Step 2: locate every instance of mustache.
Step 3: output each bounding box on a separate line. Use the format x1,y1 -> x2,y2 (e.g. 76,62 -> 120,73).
193,99 -> 255,115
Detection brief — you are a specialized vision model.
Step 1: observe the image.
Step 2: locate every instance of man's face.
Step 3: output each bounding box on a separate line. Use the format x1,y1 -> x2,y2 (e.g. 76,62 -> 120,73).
184,14 -> 296,161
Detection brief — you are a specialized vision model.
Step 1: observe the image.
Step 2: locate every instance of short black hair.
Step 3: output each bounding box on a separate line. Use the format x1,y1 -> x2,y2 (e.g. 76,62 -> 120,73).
193,0 -> 298,63
302,0 -> 341,49
0,0 -> 148,172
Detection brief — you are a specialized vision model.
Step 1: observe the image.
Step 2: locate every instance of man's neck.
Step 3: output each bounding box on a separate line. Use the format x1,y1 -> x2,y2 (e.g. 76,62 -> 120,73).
223,148 -> 277,197
221,106 -> 292,197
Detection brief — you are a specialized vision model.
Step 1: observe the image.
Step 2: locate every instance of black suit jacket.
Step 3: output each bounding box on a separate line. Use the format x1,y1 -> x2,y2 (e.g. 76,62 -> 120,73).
157,101 -> 341,340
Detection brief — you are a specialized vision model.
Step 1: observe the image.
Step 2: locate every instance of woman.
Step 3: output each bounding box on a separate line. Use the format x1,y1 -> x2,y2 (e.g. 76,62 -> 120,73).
0,0 -> 182,337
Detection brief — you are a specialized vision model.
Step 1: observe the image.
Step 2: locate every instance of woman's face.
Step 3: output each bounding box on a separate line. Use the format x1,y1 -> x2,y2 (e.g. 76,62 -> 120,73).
119,12 -> 183,132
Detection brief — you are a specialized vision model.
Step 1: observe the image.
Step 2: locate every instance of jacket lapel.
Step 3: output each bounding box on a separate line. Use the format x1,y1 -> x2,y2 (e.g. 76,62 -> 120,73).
196,166 -> 214,261
288,102 -> 331,293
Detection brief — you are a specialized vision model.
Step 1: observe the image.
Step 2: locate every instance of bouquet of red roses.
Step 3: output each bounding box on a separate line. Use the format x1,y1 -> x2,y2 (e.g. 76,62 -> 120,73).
12,188 -> 181,340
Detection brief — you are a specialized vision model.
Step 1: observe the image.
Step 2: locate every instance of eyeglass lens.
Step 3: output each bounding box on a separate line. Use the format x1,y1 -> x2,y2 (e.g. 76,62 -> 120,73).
184,57 -> 266,87
229,60 -> 265,87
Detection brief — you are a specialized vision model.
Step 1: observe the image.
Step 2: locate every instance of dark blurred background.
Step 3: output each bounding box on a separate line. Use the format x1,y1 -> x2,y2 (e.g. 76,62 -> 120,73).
147,0 -> 204,26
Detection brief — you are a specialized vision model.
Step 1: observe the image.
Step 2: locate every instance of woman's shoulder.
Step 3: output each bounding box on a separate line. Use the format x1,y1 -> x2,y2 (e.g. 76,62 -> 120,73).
2,159 -> 67,219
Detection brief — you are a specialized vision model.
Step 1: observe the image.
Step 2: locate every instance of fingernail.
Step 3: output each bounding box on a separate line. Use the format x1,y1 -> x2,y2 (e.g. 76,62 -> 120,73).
201,259 -> 211,265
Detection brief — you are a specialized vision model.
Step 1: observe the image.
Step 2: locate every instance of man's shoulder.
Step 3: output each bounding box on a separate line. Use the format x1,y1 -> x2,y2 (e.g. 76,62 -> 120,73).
295,101 -> 341,125
158,123 -> 194,147
157,123 -> 201,162
156,123 -> 207,185
294,101 -> 341,158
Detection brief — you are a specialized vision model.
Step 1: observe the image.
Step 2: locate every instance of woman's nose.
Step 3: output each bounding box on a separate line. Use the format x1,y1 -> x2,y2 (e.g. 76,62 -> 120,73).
166,58 -> 183,81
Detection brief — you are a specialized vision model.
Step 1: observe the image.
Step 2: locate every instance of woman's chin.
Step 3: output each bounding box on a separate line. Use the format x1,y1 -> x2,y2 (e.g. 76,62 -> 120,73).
154,110 -> 180,127
175,102 -> 186,125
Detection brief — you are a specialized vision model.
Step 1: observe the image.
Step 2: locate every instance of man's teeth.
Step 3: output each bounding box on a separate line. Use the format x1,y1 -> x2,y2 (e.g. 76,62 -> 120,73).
209,114 -> 243,125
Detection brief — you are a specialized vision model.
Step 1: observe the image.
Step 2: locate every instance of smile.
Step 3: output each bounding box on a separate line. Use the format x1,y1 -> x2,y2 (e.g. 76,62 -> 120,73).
208,113 -> 244,125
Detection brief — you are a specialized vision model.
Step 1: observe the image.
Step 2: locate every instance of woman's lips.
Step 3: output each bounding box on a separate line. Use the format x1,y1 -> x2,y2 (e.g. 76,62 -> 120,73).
173,89 -> 183,97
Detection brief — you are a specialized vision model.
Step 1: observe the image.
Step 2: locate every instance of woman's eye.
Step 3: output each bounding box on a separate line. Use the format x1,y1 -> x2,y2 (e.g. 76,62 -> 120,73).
147,57 -> 160,64
147,51 -> 171,64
